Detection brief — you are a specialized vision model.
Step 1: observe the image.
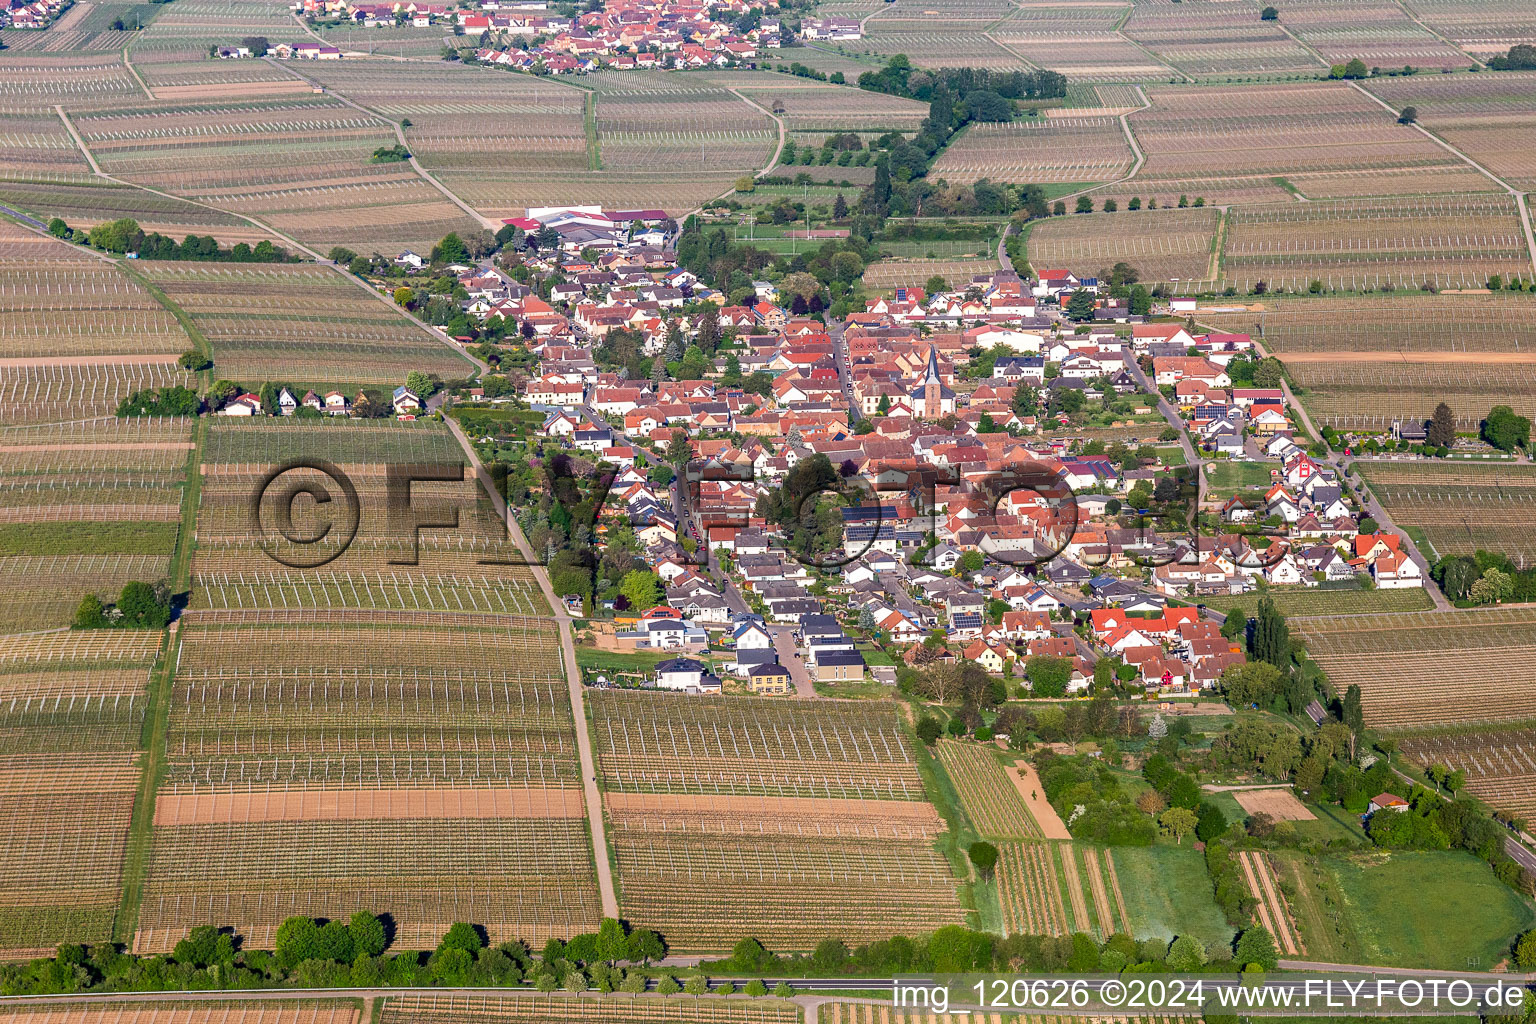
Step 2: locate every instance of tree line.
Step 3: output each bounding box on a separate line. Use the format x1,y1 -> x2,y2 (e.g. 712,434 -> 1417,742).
49,217 -> 292,263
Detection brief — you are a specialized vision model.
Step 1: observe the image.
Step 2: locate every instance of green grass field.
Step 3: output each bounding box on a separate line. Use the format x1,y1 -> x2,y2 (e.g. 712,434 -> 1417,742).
0,522 -> 179,556
1325,851 -> 1533,970
1203,460 -> 1276,493
1201,587 -> 1435,618
1110,844 -> 1236,952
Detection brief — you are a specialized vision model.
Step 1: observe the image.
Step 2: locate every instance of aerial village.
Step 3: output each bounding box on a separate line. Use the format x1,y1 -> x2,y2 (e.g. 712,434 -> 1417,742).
307,203 -> 1429,704
288,0 -> 798,71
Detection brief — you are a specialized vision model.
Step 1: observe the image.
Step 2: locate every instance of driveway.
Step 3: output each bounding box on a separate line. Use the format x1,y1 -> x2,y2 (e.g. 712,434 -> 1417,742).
771,624 -> 817,697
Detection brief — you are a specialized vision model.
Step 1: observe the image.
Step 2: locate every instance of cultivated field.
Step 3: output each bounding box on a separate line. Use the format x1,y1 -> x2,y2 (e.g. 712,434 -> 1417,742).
1027,207 -> 1219,286
303,63 -> 777,216
1199,586 -> 1435,618
1220,196 -> 1530,292
380,994 -> 800,1024
1285,351 -> 1536,432
1233,788 -> 1316,822
995,841 -> 1067,936
137,612 -> 596,953
0,630 -> 159,957
0,180 -> 275,247
1366,71 -> 1536,190
0,1002 -> 361,1024
1396,725 -> 1536,822
862,259 -> 998,293
1122,3 -> 1320,76
0,416 -> 191,630
991,8 -> 1170,81
1358,461 -> 1536,561
995,842 -> 1127,939
1402,0 -> 1536,56
929,117 -> 1133,185
1280,0 -> 1472,70
0,219 -> 188,362
1238,849 -> 1301,956
860,18 -> 1028,73
1295,607 -> 1536,728
1117,81 -> 1495,208
0,54 -> 142,110
936,740 -> 1041,839
731,78 -> 929,133
191,419 -> 542,609
591,691 -> 963,951
1197,294 -> 1536,353
141,262 -> 471,384
824,1009 -> 1192,1024
73,94 -> 481,250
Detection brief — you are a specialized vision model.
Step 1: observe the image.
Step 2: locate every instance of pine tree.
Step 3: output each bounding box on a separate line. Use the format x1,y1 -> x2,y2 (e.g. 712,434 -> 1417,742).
833,192 -> 849,219
1252,595 -> 1290,670
1148,712 -> 1168,739
1427,401 -> 1455,449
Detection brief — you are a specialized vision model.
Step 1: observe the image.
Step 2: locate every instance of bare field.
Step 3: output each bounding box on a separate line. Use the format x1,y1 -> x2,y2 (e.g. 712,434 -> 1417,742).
1233,788 -> 1316,821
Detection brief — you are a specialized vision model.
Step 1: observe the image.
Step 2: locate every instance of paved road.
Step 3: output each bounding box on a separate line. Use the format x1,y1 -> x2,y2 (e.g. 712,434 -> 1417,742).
444,416 -> 618,920
1122,353 -> 1200,475
828,316 -> 861,424
1506,835 -> 1536,876
771,624 -> 816,697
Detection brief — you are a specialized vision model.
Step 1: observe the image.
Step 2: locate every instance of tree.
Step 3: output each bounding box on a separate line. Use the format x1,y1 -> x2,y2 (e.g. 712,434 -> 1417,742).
1234,926 -> 1279,971
1168,934 -> 1207,970
1160,806 -> 1198,844
773,981 -> 795,997
1428,402 -> 1455,449
348,914 -> 387,964
1066,288 -> 1096,321
1342,682 -> 1365,735
958,549 -> 984,574
1515,929 -> 1536,970
1260,5 -> 1278,18
73,594 -> 105,629
1222,660 -> 1283,707
274,917 -> 321,969
968,841 -> 999,879
438,922 -> 484,956
1196,801 -> 1228,842
915,715 -> 942,745
1484,405 -> 1530,451
1251,357 -> 1286,388
1398,105 -> 1418,124
1075,195 -> 1094,213
745,978 -> 769,997
1342,57 -> 1369,79
666,429 -> 692,467
619,569 -> 663,612
832,192 -> 849,219
683,974 -> 709,996
1250,595 -> 1291,670
117,581 -> 169,628
596,918 -> 627,962
626,928 -> 665,963
1026,655 -> 1072,697
393,286 -> 414,308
